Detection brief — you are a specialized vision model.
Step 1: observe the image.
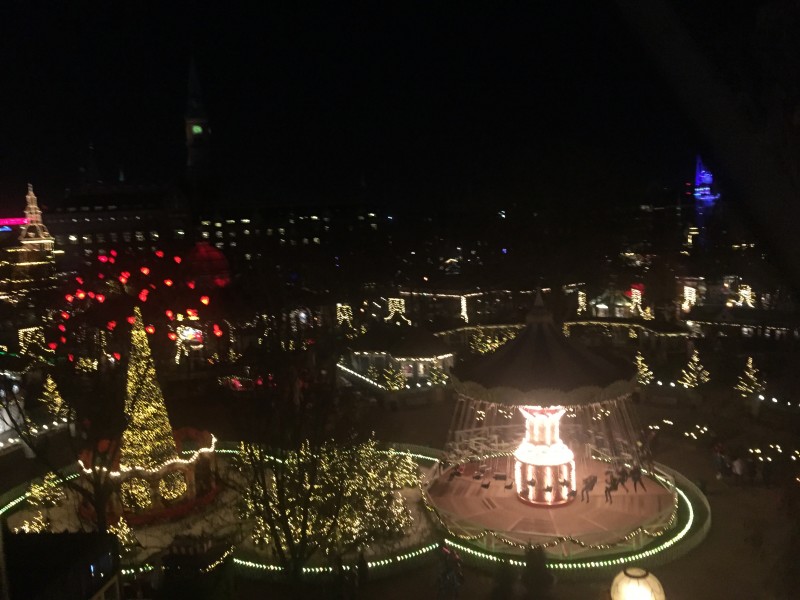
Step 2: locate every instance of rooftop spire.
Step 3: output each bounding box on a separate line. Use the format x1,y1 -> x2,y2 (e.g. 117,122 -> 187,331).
19,184 -> 53,243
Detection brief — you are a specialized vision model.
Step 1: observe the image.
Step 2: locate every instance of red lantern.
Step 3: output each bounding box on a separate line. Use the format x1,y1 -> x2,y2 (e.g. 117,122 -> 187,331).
113,352 -> 121,360
121,271 -> 131,279
167,332 -> 177,341
88,291 -> 95,299
140,267 -> 150,275
173,256 -> 182,264
96,294 -> 105,303
127,316 -> 136,325
98,255 -> 108,263
107,321 -> 117,331
48,342 -> 58,350
155,250 -> 164,258
109,257 -> 116,264
68,354 -> 74,362
110,249 -> 117,257
60,336 -> 66,343
76,290 -> 86,300
98,273 -> 105,279
65,294 -> 74,303
76,277 -> 84,285
119,276 -> 128,285
214,329 -> 223,337
164,279 -> 173,287
165,310 -> 174,319
60,311 -> 70,320
58,324 -> 66,332
200,295 -> 210,306
145,325 -> 155,334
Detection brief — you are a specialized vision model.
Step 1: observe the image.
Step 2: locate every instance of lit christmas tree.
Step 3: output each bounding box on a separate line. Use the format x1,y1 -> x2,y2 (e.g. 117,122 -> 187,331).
27,472 -> 65,510
428,365 -> 449,386
120,307 -> 186,509
734,357 -> 766,399
108,516 -> 139,556
382,365 -> 406,391
40,375 -> 68,421
678,349 -> 710,389
635,351 -> 654,386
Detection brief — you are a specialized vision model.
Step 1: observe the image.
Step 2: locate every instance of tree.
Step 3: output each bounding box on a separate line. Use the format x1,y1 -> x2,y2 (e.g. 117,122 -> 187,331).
678,349 -> 710,389
734,356 -> 766,399
634,351 -> 654,386
522,545 -> 553,599
235,437 -> 417,583
381,365 -> 406,391
27,472 -> 66,511
429,365 -> 449,386
0,363 -> 124,533
40,375 -> 69,422
108,516 -> 139,557
120,307 -> 185,510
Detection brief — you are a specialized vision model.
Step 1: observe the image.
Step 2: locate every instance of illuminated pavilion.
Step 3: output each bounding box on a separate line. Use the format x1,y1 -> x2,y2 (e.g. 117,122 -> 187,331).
448,293 -> 640,507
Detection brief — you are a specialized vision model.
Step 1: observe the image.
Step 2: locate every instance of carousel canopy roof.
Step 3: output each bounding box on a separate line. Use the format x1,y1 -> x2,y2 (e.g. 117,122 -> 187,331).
455,294 -> 634,399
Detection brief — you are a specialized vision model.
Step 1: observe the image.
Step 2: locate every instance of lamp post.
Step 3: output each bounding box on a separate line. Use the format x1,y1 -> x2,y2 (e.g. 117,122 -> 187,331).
610,567 -> 665,600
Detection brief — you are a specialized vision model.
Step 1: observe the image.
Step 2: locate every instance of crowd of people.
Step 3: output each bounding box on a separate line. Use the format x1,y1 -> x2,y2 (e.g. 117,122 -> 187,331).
579,463 -> 647,504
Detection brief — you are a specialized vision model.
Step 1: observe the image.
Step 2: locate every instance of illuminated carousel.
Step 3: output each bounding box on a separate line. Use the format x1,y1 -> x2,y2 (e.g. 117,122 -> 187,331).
428,294 -> 682,562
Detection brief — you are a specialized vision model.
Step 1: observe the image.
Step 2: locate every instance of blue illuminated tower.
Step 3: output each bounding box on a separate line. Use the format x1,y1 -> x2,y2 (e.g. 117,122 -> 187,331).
692,156 -> 720,250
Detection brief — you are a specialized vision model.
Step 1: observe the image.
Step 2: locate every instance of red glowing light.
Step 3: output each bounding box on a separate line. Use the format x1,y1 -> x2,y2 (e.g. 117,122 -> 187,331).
109,257 -> 115,264
65,294 -> 74,303
96,294 -> 105,303
113,352 -> 121,360
0,218 -> 27,226
256,377 -> 263,386
200,296 -> 210,306
107,321 -> 117,330
127,316 -> 136,325
165,310 -> 174,319
98,255 -> 108,263
140,267 -> 150,275
76,277 -> 84,285
88,291 -> 95,299
57,325 -> 66,333
48,342 -> 57,350
60,311 -> 70,320
187,281 -> 196,290
76,290 -> 86,300
145,325 -> 155,334
68,354 -> 74,362
155,250 -> 164,258
60,336 -> 66,343
164,279 -> 173,287
186,308 -> 198,318
119,276 -> 128,285
98,273 -> 105,279
173,256 -> 182,264
121,271 -> 131,279
214,328 -> 223,337
110,250 -> 117,257
167,332 -> 177,341
138,293 -> 148,302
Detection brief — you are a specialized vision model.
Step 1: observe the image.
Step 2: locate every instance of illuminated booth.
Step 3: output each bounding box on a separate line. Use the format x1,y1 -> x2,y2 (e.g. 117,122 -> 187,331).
449,293 -> 640,507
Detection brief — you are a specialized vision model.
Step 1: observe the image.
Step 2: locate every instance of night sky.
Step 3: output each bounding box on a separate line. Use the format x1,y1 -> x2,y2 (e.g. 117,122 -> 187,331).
1,2 -> 702,211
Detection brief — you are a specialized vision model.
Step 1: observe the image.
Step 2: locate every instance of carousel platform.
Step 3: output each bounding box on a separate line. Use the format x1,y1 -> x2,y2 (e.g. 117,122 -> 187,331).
428,457 -> 675,557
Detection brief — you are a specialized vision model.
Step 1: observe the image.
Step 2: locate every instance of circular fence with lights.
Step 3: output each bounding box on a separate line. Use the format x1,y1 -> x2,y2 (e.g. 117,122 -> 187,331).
0,443 -> 709,582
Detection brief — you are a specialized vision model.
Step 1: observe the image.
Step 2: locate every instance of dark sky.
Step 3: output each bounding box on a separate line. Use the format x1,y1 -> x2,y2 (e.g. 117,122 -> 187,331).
0,2 -> 701,211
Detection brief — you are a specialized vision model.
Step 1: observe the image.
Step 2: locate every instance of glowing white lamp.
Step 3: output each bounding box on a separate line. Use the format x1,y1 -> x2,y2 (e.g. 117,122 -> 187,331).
610,567 -> 666,600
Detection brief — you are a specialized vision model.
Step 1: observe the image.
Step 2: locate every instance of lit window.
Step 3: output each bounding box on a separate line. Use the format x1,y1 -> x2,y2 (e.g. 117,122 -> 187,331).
241,219 -> 250,224
278,228 -> 285,235
149,231 -> 159,240
226,219 -> 235,224
228,231 -> 236,237
135,231 -> 145,242
201,220 -> 211,226
216,231 -> 223,239
243,229 -> 250,235
82,234 -> 92,244
230,241 -> 237,247
215,242 -> 224,249
245,253 -> 252,260
202,231 -> 210,239
68,235 -> 78,244
174,229 -> 185,239
214,222 -> 222,228
313,237 -> 320,244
